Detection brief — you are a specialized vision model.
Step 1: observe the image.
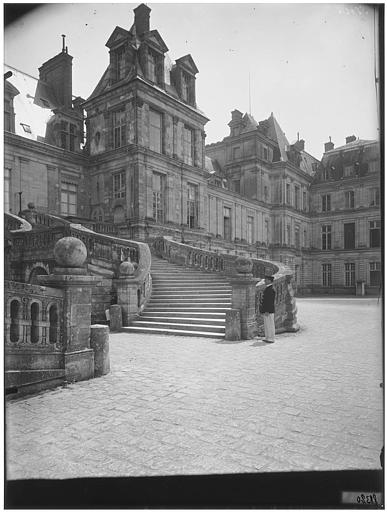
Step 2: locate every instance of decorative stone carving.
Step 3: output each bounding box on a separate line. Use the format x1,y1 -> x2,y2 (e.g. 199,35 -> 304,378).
235,256 -> 253,275
119,259 -> 135,276
53,236 -> 87,268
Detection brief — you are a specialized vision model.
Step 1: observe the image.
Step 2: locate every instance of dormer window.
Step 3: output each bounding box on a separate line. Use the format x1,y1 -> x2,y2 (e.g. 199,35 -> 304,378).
148,48 -> 163,85
60,121 -> 77,151
114,46 -> 126,82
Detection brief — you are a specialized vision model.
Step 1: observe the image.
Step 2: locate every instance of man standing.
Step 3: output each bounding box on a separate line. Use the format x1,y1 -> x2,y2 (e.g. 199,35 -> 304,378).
260,275 -> 276,343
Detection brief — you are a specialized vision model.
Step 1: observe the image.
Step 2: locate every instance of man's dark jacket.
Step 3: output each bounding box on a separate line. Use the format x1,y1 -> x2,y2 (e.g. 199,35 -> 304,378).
260,285 -> 275,314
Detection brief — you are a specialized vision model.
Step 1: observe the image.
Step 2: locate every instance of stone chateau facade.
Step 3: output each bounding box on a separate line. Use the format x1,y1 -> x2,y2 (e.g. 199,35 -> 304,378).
4,4 -> 381,294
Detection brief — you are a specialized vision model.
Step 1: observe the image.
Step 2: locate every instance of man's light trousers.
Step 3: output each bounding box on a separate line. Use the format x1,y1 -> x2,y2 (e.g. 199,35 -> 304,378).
263,313 -> 275,341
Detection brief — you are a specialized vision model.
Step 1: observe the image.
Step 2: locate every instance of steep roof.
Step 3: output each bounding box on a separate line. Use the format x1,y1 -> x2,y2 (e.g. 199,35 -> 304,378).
264,113 -> 289,161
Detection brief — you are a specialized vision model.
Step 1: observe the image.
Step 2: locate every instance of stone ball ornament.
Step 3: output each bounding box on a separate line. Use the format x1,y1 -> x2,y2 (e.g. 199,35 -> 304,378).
119,259 -> 135,276
54,236 -> 87,267
235,256 -> 253,274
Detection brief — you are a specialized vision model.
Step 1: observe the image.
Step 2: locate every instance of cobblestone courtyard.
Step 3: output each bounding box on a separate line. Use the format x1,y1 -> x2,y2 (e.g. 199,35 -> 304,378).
6,298 -> 383,480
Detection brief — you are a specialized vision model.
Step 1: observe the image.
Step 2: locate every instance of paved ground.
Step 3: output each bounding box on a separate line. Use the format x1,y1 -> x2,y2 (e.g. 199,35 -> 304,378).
6,297 -> 383,480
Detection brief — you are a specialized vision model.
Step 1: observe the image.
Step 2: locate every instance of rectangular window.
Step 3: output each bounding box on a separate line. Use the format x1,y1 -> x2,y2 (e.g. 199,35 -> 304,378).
263,145 -> 268,161
113,172 -> 126,199
115,46 -> 125,81
233,146 -> 241,160
295,225 -> 300,248
286,184 -> 291,205
4,168 -> 10,213
181,71 -> 194,104
345,263 -> 355,287
148,49 -> 162,84
369,220 -> 381,248
247,216 -> 254,244
369,261 -> 381,286
152,172 -> 165,222
294,186 -> 300,209
187,183 -> 199,228
149,109 -> 162,153
286,224 -> 291,245
344,223 -> 355,249
264,186 -> 268,202
322,194 -> 331,212
224,207 -> 232,241
113,110 -> 126,149
302,191 -> 307,211
370,188 -> 380,206
183,126 -> 195,166
60,182 -> 77,215
343,165 -> 354,177
321,225 -> 331,250
344,190 -> 355,209
322,263 -> 332,287
60,121 -> 76,151
4,99 -> 11,132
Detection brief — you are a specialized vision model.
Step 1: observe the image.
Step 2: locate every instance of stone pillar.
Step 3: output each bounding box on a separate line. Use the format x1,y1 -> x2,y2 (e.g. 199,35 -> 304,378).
230,257 -> 259,340
114,259 -> 139,325
39,237 -> 98,383
90,324 -> 110,377
109,304 -> 122,331
225,309 -> 241,341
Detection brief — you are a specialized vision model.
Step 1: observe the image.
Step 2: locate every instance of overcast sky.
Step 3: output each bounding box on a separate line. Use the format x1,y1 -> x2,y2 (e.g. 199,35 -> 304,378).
4,2 -> 380,159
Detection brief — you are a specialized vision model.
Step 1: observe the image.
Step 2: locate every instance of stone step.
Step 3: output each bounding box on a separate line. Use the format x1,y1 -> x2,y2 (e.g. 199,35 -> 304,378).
138,315 -> 225,324
148,299 -> 232,305
151,286 -> 232,292
141,311 -> 226,318
122,326 -> 223,339
151,276 -> 228,283
151,293 -> 232,299
131,320 -> 225,333
145,305 -> 231,311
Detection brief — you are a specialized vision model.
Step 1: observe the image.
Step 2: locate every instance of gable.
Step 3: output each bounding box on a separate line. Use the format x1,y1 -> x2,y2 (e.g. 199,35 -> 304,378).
175,54 -> 199,75
143,30 -> 168,53
106,26 -> 130,49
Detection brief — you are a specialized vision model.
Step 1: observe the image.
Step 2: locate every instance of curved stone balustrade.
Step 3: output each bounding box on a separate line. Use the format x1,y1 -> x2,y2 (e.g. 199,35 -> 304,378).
153,236 -> 299,339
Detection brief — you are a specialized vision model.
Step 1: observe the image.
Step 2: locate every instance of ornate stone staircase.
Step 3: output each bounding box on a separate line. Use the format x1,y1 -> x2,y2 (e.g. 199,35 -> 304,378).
123,256 -> 232,338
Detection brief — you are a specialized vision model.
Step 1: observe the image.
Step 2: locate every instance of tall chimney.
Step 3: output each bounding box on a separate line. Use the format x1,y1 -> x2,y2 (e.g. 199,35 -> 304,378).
134,4 -> 151,36
346,135 -> 356,144
324,136 -> 334,153
38,37 -> 73,109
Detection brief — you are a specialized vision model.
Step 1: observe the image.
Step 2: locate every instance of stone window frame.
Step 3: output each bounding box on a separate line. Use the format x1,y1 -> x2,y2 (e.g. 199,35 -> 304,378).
369,187 -> 380,207
60,120 -> 77,152
147,46 -> 164,86
321,224 -> 332,250
343,222 -> 356,249
4,167 -> 11,213
152,171 -> 166,223
149,107 -> 164,154
322,263 -> 332,287
344,262 -> 355,287
369,261 -> 381,286
112,171 -> 126,199
369,220 -> 381,248
187,182 -> 199,229
246,215 -> 254,244
321,193 -> 331,212
111,109 -> 126,149
344,190 -> 355,209
60,181 -> 77,216
183,124 -> 195,166
113,45 -> 126,82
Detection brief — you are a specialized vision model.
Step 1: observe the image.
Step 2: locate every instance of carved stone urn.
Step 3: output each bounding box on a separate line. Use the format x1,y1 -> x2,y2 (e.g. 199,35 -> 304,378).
119,259 -> 135,277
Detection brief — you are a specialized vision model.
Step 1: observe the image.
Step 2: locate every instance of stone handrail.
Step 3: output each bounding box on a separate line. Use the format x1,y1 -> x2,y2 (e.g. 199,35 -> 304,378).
4,213 -> 32,233
5,280 -> 64,348
153,236 -> 278,279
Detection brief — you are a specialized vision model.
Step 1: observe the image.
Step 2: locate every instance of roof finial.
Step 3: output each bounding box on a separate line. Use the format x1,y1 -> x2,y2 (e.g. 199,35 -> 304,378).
297,131 -> 300,141
329,136 -> 331,142
61,34 -> 66,53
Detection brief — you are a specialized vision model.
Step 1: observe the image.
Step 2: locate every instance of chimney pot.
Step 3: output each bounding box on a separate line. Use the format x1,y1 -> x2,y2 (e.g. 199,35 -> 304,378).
346,135 -> 356,144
